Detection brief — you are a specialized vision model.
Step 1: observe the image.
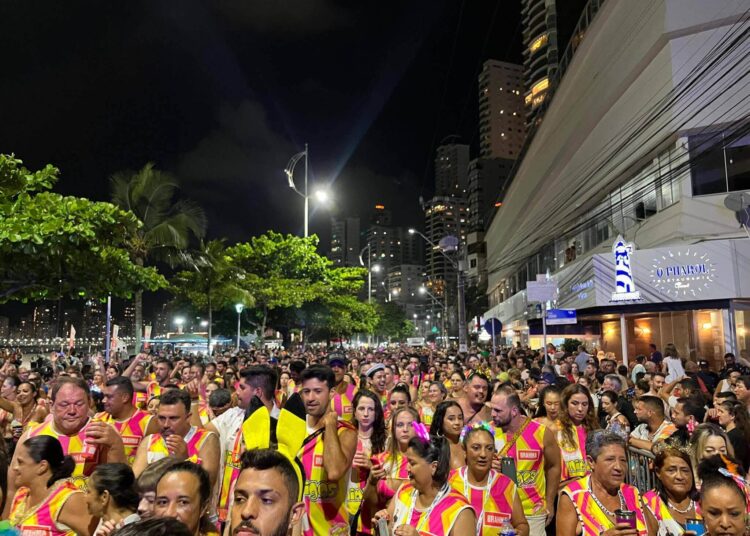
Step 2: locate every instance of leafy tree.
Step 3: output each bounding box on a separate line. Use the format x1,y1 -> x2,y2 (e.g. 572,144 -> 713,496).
228,232 -> 372,342
172,239 -> 253,354
374,302 -> 414,342
110,163 -> 207,349
562,338 -> 583,353
0,155 -> 166,302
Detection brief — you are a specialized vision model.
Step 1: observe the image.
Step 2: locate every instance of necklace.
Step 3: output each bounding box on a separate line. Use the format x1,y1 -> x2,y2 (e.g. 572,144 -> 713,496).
667,498 -> 694,514
404,484 -> 450,532
588,478 -> 625,518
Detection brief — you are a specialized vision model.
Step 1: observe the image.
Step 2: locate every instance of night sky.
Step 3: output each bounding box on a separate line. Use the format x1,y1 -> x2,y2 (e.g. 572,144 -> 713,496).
1,0 -> 525,246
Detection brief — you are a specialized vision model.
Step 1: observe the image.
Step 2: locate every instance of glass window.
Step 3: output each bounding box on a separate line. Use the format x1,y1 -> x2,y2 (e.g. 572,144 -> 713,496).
727,134 -> 750,192
690,132 -> 727,195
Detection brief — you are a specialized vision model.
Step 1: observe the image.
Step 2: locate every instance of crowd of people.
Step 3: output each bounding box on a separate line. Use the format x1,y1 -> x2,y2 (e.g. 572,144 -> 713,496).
0,341 -> 748,536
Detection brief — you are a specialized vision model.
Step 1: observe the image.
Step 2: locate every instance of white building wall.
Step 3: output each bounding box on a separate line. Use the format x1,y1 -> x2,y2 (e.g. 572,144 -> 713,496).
486,0 -> 750,295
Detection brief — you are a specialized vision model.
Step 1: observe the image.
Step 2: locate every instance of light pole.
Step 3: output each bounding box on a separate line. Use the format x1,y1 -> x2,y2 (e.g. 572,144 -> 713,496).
234,303 -> 244,352
359,243 -> 382,345
174,316 -> 185,335
284,144 -> 331,237
409,228 -> 468,352
419,286 -> 448,347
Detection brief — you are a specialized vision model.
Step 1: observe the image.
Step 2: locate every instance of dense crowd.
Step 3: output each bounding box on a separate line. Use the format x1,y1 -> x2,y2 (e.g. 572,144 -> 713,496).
0,342 -> 749,536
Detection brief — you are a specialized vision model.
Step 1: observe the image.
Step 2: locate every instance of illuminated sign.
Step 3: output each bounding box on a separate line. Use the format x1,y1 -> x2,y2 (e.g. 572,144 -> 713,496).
610,235 -> 641,302
648,249 -> 716,297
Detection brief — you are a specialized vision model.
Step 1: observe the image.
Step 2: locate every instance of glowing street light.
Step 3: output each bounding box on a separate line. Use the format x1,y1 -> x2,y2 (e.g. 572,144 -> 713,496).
234,304 -> 244,352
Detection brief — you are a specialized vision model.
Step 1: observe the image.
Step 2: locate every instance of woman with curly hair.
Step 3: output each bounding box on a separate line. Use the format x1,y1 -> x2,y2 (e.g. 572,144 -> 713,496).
557,383 -> 599,487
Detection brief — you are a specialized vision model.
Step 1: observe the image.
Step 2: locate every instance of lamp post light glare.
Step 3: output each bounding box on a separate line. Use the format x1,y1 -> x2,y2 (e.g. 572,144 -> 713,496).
314,190 -> 330,204
174,317 -> 185,334
284,144 -> 332,237
234,304 -> 244,352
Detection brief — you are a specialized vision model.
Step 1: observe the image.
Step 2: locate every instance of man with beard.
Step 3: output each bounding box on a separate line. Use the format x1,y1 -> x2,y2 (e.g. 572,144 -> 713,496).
230,449 -> 306,536
298,365 -> 357,536
490,385 -> 560,536
457,372 -> 491,425
132,388 -> 220,490
208,365 -> 280,523
668,396 -> 706,447
127,355 -> 173,400
327,353 -> 357,423
629,395 -> 676,451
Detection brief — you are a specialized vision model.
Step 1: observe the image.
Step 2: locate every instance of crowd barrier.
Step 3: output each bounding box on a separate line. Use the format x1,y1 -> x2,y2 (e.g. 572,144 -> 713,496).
626,446 -> 656,491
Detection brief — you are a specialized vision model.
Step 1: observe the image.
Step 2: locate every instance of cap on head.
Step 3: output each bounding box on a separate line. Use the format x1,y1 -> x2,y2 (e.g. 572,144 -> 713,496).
367,363 -> 385,377
328,353 -> 347,368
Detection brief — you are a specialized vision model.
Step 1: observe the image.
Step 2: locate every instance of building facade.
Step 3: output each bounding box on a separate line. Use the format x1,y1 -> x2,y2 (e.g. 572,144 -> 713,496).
434,143 -> 470,197
522,0 -> 559,127
479,60 -> 525,160
483,0 -> 750,365
329,217 -> 361,267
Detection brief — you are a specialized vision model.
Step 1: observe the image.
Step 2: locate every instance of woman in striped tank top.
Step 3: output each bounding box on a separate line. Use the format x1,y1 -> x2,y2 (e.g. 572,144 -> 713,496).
373,425 -> 476,536
448,422 -> 529,536
7,436 -> 93,535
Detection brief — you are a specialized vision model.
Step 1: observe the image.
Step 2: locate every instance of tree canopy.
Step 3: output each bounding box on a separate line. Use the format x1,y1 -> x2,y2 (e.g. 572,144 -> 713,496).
0,154 -> 166,303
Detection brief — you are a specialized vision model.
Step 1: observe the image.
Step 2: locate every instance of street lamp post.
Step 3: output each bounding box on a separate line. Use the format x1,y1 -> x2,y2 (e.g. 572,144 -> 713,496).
234,303 -> 244,352
410,229 -> 468,352
359,243 -> 381,346
419,286 -> 448,348
284,144 -> 330,237
174,316 -> 185,335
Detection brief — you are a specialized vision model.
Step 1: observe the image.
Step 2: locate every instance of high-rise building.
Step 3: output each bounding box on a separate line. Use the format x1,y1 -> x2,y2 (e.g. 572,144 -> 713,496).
467,158 -> 516,233
370,204 -> 392,226
123,304 -> 136,338
329,217 -> 361,267
82,300 -> 106,341
479,60 -> 525,159
434,143 -> 470,197
0,316 -> 9,339
397,227 -> 424,266
522,0 -> 559,127
423,196 -> 467,300
32,304 -> 57,340
387,264 -> 425,318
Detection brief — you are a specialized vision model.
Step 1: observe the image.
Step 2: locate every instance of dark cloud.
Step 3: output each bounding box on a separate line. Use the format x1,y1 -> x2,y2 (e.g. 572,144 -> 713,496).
210,0 -> 353,36
176,99 -> 306,240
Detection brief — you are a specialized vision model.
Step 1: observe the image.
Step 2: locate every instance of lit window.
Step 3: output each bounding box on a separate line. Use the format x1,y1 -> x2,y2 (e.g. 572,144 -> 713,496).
531,78 -> 549,96
529,33 -> 548,53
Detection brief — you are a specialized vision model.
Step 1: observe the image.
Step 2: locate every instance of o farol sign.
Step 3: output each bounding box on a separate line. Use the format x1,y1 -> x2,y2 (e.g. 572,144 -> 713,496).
649,249 -> 716,298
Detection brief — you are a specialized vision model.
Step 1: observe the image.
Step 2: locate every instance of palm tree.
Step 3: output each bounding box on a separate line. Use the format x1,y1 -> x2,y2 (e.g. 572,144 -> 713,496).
110,163 -> 207,350
177,239 -> 253,355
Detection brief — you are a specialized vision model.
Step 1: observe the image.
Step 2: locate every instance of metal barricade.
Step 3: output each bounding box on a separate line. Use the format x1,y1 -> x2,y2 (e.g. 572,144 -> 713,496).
627,447 -> 656,492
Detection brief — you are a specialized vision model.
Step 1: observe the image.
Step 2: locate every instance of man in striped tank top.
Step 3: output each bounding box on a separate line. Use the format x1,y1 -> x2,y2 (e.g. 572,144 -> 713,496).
298,365 -> 357,536
7,377 -> 127,495
132,388 -> 221,490
95,376 -> 159,464
491,385 -> 561,536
